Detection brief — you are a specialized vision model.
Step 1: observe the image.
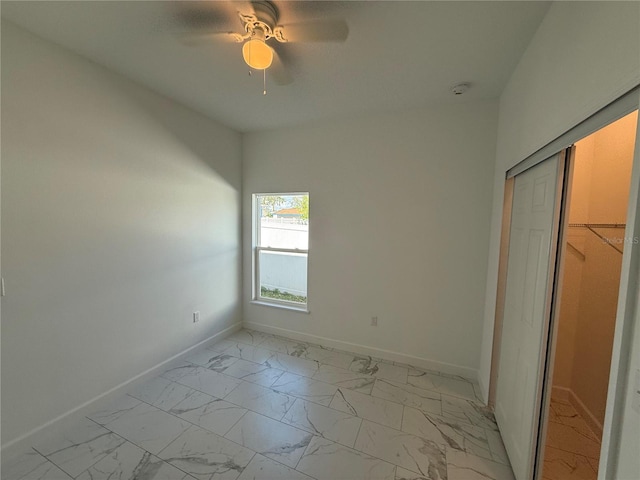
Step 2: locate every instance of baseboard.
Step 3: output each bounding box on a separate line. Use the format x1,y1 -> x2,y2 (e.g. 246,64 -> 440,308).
551,385 -> 572,403
551,385 -> 603,438
567,390 -> 603,439
1,322 -> 242,461
244,321 -> 479,383
477,371 -> 489,405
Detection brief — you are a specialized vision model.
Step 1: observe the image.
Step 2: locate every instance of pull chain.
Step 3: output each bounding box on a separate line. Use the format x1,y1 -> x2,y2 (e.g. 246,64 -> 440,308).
263,69 -> 267,95
248,32 -> 253,76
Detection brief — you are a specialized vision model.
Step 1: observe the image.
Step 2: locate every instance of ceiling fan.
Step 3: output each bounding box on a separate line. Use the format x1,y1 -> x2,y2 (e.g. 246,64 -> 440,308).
177,1 -> 349,90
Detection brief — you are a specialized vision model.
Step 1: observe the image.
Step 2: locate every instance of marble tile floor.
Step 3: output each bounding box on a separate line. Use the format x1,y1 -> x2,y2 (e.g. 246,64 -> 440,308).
3,329 -> 515,480
541,398 -> 601,480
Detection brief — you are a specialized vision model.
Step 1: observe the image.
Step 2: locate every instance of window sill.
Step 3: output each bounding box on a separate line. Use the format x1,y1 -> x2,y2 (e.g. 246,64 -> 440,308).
250,300 -> 310,314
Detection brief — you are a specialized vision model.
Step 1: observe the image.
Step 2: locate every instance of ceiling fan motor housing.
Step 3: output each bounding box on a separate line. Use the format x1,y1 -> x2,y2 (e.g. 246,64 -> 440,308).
252,1 -> 279,29
240,1 -> 284,42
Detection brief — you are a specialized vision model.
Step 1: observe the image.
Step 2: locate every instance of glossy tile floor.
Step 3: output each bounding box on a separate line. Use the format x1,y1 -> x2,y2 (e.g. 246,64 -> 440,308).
541,397 -> 601,480
4,329 -> 515,480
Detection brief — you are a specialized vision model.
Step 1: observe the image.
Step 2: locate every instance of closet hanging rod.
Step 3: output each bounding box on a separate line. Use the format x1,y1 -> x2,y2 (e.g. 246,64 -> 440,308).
568,223 -> 626,229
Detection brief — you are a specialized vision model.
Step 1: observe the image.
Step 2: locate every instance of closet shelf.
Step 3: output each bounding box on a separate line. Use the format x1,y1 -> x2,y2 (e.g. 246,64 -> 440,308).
568,224 -> 625,254
568,223 -> 626,228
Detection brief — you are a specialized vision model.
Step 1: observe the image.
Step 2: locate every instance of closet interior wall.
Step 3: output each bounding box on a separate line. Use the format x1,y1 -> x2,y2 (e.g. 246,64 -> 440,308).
552,111 -> 638,436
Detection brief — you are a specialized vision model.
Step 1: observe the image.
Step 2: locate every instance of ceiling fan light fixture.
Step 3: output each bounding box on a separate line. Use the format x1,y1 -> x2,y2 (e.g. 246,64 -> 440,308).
242,38 -> 273,70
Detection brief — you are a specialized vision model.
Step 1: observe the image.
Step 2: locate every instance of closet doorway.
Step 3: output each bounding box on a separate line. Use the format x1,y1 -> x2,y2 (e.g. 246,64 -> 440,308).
539,110 -> 638,480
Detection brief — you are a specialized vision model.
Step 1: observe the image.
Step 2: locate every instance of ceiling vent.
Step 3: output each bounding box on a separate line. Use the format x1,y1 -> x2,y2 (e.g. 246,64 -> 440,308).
451,83 -> 470,95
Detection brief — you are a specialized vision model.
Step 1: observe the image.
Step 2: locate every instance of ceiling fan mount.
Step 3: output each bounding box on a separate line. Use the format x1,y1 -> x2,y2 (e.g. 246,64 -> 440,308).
231,1 -> 289,44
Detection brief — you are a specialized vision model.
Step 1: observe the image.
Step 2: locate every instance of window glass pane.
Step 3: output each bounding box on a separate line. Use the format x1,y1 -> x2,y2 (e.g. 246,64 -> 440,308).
257,194 -> 309,249
259,250 -> 308,304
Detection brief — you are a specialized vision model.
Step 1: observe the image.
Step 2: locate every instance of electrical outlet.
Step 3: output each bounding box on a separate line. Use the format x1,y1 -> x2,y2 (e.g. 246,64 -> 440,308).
193,311 -> 200,323
371,316 -> 378,327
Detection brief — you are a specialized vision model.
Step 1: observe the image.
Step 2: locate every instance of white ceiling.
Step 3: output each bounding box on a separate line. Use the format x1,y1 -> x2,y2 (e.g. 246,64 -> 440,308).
1,1 -> 550,132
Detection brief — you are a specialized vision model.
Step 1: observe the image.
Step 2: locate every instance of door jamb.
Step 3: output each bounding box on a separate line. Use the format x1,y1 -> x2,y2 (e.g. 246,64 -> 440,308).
488,177 -> 514,408
600,108 -> 640,479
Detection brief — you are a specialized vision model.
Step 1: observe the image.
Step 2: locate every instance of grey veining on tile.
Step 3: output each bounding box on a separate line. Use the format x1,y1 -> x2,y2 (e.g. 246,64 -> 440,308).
169,390 -> 247,436
355,420 -> 447,480
103,402 -> 191,455
224,381 -> 295,420
87,394 -> 142,426
271,372 -> 338,406
264,352 -> 319,377
225,411 -> 313,468
312,364 -> 376,394
185,350 -> 239,372
587,456 -> 599,473
296,436 -> 396,480
9,330 -> 516,480
329,387 -> 403,429
395,466 -> 431,480
551,401 -> 598,441
485,429 -> 510,465
402,407 -> 492,460
236,454 -> 314,480
407,369 -> 476,401
18,462 -> 73,480
350,357 -> 409,383
471,383 -> 484,403
441,395 -> 498,431
289,344 -> 355,370
1,449 -> 73,480
161,364 -> 242,399
159,425 -> 255,480
32,417 -> 126,478
218,343 -> 276,365
545,421 -> 601,459
226,329 -> 272,346
542,446 -> 596,480
221,359 -> 284,387
207,339 -> 239,353
128,376 -> 194,411
282,398 -> 362,447
372,379 -> 442,415
547,403 -> 561,423
446,449 -> 515,480
75,440 -> 189,480
259,337 -> 308,355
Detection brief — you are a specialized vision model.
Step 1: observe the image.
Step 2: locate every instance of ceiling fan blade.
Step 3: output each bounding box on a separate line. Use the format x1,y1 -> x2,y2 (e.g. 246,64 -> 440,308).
170,1 -> 253,32
171,3 -> 231,30
178,31 -> 243,46
270,49 -> 293,86
277,20 -> 348,43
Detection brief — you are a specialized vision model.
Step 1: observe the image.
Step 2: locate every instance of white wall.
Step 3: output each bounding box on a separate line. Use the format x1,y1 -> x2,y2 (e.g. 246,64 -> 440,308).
1,21 -> 242,447
243,102 -> 498,377
477,1 -> 640,477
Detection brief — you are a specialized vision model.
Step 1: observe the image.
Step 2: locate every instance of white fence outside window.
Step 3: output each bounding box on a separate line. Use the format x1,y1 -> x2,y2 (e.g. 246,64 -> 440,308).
259,219 -> 309,296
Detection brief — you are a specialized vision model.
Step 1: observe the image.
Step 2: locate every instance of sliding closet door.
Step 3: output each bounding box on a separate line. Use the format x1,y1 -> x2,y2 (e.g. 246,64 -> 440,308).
494,152 -> 565,480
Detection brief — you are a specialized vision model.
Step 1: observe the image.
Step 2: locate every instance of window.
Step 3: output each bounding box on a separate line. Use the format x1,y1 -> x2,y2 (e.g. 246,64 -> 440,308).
253,193 -> 309,310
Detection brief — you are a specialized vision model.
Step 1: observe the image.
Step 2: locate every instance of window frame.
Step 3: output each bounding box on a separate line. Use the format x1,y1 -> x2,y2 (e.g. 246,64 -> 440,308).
252,192 -> 310,312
